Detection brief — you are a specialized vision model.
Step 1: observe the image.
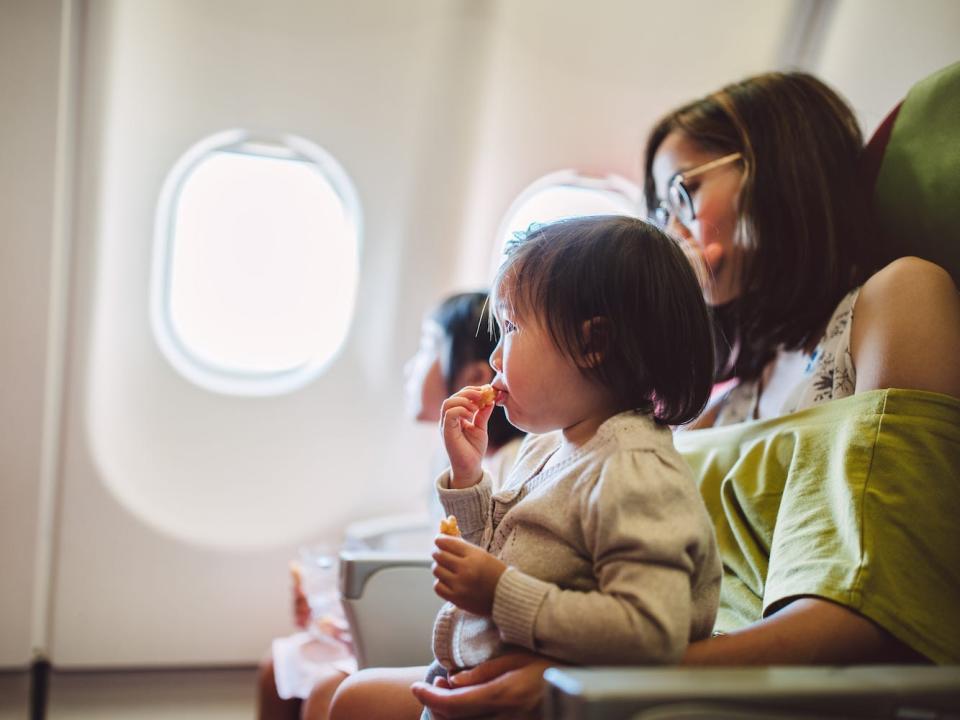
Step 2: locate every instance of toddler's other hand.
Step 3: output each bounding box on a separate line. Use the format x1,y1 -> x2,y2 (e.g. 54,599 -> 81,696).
440,386 -> 495,488
431,535 -> 506,616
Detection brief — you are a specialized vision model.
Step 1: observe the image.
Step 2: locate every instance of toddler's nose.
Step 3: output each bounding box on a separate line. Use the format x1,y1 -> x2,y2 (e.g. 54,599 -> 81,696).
489,343 -> 502,372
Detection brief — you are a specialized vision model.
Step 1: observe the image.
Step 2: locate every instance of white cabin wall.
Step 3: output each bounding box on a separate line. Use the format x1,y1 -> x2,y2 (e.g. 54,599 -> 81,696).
49,0 -> 497,666
452,0 -> 797,287
0,0 -> 64,669
68,0 -> 489,549
813,0 -> 960,136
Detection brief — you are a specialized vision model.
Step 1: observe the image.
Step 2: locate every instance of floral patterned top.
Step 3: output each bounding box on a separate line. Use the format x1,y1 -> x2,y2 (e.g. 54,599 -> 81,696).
714,288 -> 861,426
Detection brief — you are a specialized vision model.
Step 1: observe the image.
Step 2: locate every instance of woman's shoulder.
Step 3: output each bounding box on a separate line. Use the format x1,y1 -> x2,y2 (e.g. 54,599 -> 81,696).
855,257 -> 957,336
851,256 -> 960,397
860,256 -> 954,298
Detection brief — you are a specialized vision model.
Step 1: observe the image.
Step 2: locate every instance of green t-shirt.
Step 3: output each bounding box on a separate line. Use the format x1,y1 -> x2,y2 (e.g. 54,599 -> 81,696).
677,389 -> 960,664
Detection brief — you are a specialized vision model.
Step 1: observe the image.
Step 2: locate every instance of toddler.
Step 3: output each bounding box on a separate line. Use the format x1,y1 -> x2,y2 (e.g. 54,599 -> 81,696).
424,216 -> 722,701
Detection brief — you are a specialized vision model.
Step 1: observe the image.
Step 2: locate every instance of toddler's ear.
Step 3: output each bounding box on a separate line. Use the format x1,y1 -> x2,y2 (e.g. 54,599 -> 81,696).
578,317 -> 609,369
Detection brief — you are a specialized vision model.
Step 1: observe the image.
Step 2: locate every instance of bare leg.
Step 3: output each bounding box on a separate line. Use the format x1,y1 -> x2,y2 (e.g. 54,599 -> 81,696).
257,653 -> 302,720
300,666 -> 350,720
328,666 -> 427,720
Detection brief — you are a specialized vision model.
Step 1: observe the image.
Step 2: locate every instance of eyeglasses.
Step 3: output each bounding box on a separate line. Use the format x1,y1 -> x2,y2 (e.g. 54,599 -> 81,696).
651,152 -> 742,229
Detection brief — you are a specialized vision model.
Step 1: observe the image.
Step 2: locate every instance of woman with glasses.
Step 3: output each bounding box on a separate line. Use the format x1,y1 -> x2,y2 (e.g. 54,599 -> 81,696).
641,70 -> 960,655
643,72 -> 960,429
397,72 -> 960,720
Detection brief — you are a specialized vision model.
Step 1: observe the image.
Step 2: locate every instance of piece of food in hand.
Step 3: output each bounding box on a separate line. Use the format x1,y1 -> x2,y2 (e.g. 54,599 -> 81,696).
289,560 -> 304,588
478,384 -> 497,407
439,514 -> 462,537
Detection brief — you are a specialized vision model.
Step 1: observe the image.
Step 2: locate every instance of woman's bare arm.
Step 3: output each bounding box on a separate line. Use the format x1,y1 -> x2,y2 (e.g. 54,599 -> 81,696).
851,257 -> 960,399
683,597 -> 927,665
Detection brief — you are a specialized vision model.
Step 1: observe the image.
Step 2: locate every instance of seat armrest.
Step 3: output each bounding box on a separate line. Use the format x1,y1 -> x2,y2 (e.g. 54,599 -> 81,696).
338,550 -> 443,669
339,550 -> 434,600
542,666 -> 960,720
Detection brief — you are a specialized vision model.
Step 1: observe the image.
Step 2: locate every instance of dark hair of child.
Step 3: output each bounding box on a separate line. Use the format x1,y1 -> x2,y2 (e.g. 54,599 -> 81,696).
642,71 -> 878,382
431,292 -> 525,450
492,216 -> 715,426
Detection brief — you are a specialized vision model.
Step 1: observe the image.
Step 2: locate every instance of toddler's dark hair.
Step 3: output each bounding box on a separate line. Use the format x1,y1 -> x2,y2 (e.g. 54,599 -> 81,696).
493,216 -> 714,426
431,292 -> 524,449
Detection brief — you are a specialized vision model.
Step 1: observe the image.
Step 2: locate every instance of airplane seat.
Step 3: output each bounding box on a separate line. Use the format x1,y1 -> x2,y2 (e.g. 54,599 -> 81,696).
862,60 -> 960,284
337,63 -> 960,702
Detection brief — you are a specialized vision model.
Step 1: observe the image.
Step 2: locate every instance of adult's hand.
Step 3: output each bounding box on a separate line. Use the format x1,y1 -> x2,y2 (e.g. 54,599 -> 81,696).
410,652 -> 554,719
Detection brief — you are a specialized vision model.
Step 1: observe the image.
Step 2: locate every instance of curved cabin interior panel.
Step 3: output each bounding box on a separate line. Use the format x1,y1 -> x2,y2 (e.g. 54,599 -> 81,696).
0,0 -> 957,717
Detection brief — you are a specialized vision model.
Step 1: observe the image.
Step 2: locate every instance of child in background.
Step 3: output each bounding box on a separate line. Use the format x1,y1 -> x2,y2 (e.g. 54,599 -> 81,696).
328,215 -> 723,720
404,292 -> 526,492
258,292 -> 524,720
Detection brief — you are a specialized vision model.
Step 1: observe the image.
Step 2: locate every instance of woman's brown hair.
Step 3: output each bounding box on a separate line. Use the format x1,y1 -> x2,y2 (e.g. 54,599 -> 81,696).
643,72 -> 876,381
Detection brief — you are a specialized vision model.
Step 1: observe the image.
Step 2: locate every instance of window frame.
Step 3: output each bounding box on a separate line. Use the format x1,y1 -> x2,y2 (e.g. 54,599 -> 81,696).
150,129 -> 362,397
490,169 -> 641,275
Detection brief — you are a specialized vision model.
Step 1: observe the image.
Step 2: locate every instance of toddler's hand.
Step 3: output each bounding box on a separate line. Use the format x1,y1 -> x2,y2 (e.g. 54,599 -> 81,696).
431,535 -> 507,616
440,386 -> 496,488
289,561 -> 311,629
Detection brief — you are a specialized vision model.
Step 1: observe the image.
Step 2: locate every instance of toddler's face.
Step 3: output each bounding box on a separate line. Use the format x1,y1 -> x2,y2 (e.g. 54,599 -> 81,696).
489,304 -> 597,435
651,131 -> 746,306
403,319 -> 447,423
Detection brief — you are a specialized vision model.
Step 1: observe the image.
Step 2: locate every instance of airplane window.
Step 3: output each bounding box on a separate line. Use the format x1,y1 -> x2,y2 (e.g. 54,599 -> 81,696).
152,131 -> 361,396
493,170 -> 640,271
